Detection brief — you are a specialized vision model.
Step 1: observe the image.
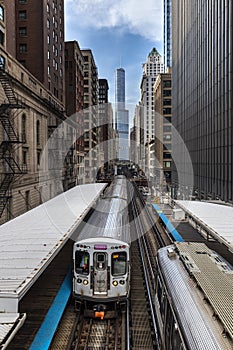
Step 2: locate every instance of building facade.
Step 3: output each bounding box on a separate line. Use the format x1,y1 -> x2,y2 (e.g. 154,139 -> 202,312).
172,0 -> 233,202
65,40 -> 85,184
0,1 -> 16,57
15,0 -> 65,104
81,49 -> 98,183
154,71 -> 172,192
0,1 -> 78,224
98,80 -> 116,175
140,48 -> 164,145
0,47 -> 71,223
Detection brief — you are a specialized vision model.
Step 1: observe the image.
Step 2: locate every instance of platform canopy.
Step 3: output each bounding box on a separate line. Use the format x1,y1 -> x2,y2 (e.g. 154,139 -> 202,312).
0,183 -> 106,315
175,200 -> 233,250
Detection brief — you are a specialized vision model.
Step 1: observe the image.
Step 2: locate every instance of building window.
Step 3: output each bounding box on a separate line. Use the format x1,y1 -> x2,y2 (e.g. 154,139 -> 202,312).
25,190 -> 30,211
0,6 -> 4,21
37,151 -> 41,166
36,120 -> 40,146
47,19 -> 50,28
163,161 -> 171,168
47,4 -> 50,13
0,30 -> 4,45
19,0 -> 27,3
22,114 -> 26,142
22,148 -> 27,165
19,44 -> 27,53
18,10 -> 27,19
19,27 -> 27,36
47,35 -> 50,44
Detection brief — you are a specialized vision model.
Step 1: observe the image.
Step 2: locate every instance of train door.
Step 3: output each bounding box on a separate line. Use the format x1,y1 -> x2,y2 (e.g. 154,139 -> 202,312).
93,252 -> 108,295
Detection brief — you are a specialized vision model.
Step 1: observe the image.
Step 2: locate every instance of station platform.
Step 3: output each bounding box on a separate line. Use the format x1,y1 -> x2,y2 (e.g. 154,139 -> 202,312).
0,183 -> 106,349
175,200 -> 233,252
152,199 -> 233,265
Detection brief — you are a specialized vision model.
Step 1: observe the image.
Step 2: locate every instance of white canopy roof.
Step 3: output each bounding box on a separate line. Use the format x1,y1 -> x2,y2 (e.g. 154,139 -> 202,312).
0,183 -> 106,314
175,200 -> 233,250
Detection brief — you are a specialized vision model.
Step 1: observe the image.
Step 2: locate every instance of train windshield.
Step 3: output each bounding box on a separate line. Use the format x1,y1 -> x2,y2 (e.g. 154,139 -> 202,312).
111,252 -> 127,276
75,251 -> 90,275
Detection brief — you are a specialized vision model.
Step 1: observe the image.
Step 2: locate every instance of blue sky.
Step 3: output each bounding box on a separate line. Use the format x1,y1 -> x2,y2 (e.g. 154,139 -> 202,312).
64,0 -> 163,111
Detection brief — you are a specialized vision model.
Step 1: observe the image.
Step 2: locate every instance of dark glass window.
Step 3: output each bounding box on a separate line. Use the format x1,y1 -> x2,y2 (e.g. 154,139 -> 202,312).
36,120 -> 40,146
111,252 -> 127,276
75,251 -> 90,275
22,114 -> 26,142
0,30 -> 4,45
19,27 -> 27,36
19,44 -> 27,53
18,10 -> 27,19
0,6 -> 4,21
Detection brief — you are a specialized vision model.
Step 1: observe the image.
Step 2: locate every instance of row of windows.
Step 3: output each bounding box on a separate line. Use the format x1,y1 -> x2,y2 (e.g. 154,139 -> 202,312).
47,32 -> 63,44
47,2 -> 62,15
47,17 -> 62,29
75,251 -> 127,276
48,66 -> 63,78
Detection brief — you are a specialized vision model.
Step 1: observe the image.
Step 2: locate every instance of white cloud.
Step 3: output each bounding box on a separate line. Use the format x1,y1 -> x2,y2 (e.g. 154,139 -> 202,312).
65,0 -> 163,42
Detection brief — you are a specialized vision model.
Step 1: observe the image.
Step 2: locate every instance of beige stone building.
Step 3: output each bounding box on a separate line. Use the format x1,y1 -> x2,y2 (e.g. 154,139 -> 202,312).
0,47 -> 75,223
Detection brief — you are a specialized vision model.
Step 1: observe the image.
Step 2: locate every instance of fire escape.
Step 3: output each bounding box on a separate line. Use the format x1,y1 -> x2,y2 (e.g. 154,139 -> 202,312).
0,64 -> 26,218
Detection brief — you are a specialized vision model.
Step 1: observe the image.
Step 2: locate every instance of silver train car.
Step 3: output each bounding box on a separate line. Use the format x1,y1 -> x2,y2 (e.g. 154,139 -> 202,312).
155,242 -> 233,350
73,176 -> 131,318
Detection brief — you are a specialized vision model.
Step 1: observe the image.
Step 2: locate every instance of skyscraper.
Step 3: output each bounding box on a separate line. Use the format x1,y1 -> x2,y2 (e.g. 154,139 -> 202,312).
164,0 -> 172,69
115,68 -> 125,111
115,67 -> 129,160
140,48 -> 164,144
172,1 -> 233,203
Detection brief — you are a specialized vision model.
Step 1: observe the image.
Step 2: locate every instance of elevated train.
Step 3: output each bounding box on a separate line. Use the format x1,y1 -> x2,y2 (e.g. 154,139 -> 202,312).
73,175 -> 132,318
155,242 -> 233,349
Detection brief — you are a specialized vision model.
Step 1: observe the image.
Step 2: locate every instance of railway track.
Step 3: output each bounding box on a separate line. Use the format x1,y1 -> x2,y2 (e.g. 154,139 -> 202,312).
50,304 -> 126,349
129,185 -> 163,349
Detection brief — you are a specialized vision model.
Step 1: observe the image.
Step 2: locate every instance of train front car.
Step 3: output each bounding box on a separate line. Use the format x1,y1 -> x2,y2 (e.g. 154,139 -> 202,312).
155,242 -> 233,350
73,237 -> 130,317
73,176 -> 131,318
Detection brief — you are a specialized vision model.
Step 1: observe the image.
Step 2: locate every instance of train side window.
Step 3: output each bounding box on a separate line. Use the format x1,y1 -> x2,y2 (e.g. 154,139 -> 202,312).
75,251 -> 89,275
171,321 -> 183,349
165,303 -> 173,349
111,252 -> 127,276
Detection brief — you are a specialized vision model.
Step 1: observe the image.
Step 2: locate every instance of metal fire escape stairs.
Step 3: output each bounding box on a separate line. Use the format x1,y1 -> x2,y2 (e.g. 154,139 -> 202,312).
0,65 -> 25,218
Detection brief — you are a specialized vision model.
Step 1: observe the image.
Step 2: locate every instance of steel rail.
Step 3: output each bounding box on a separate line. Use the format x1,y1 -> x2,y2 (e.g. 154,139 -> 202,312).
132,196 -> 160,349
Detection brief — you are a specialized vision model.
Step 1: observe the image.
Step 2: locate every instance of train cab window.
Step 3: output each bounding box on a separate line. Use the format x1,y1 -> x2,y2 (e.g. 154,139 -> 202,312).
75,251 -> 89,275
111,252 -> 127,276
96,253 -> 106,270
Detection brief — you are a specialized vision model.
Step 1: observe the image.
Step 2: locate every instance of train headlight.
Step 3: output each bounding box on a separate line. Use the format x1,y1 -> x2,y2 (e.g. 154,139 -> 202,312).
77,278 -> 82,284
119,280 -> 125,285
112,280 -> 118,287
83,279 -> 88,285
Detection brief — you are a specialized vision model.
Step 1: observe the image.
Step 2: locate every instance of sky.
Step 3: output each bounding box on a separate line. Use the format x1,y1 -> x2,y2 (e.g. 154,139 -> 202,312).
64,0 -> 163,117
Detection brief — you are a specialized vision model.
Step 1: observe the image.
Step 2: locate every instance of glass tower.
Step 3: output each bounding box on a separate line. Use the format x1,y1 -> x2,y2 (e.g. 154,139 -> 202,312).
115,68 -> 129,160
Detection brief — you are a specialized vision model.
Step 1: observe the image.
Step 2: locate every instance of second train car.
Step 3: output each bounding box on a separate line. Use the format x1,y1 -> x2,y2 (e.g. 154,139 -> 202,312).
155,242 -> 233,349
